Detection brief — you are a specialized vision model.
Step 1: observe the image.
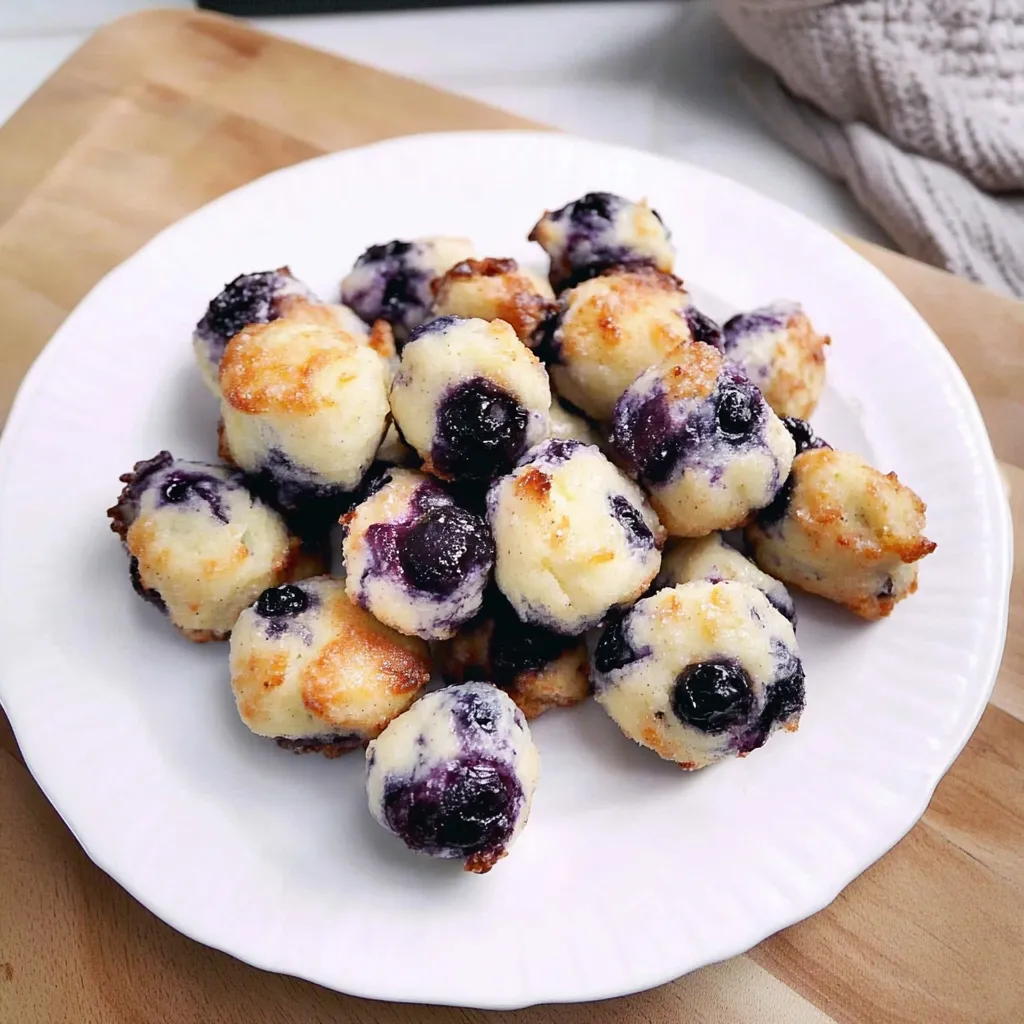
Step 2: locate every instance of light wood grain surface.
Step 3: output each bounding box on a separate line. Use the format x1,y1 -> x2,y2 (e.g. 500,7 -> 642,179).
0,11 -> 1021,1023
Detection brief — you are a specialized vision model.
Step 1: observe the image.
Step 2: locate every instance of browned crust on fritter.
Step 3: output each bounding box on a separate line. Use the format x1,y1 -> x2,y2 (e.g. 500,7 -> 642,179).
107,452 -> 176,539
514,466 -> 552,504
432,257 -> 557,343
437,257 -> 519,283
597,264 -> 685,293
761,309 -> 831,419
299,593 -> 430,731
176,625 -> 230,643
464,847 -> 508,874
842,574 -> 920,620
661,342 -> 723,402
505,645 -> 591,720
274,735 -> 365,758
792,449 -> 936,564
557,268 -> 689,367
367,319 -> 397,362
219,320 -> 358,415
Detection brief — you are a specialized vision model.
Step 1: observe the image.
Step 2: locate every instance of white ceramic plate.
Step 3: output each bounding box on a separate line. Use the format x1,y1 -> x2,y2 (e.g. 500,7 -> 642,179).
0,132 -> 1011,1010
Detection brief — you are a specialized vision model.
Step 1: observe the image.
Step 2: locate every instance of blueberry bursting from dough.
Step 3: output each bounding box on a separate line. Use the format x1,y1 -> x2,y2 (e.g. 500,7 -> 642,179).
342,467 -> 495,641
529,191 -> 675,291
107,451 -> 312,642
366,682 -> 539,873
592,580 -> 805,770
340,237 -> 476,346
610,341 -> 795,538
388,315 -> 551,482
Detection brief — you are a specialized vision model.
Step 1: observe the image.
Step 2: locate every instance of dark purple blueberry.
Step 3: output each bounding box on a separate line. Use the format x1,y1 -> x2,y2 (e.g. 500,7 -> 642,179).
756,475 -> 794,527
531,308 -> 563,362
248,448 -> 359,541
610,390 -> 683,486
767,591 -> 798,626
398,506 -> 495,595
761,665 -> 805,728
569,191 -> 621,223
157,470 -> 231,523
877,576 -> 895,599
490,597 -> 573,686
347,240 -> 429,342
410,479 -> 456,516
781,417 -> 831,456
671,659 -> 754,734
608,494 -> 655,549
256,583 -> 309,619
716,382 -> 760,442
594,612 -> 643,676
722,307 -> 786,347
362,240 -> 414,263
383,757 -> 519,857
452,688 -> 500,735
432,378 -> 530,480
407,315 -> 463,344
530,437 -> 585,465
128,556 -> 167,612
196,271 -> 279,358
685,306 -> 724,350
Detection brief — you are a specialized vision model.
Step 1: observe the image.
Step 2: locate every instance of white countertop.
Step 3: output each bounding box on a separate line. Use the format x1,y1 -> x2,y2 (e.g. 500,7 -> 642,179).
0,1 -> 888,245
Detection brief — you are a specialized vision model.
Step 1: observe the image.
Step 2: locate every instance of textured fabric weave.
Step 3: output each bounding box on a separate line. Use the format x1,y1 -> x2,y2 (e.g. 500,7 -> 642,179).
715,0 -> 1024,297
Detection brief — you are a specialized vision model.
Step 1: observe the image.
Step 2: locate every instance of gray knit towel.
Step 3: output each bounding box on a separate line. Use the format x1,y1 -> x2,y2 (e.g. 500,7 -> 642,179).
715,0 -> 1024,297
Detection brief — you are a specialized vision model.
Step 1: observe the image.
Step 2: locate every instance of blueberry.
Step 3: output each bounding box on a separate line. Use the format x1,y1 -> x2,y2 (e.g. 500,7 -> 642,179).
398,505 -> 494,595
128,556 -> 166,612
256,584 -> 309,619
756,475 -> 794,527
569,191 -> 621,223
490,598 -> 572,685
407,315 -> 462,344
155,470 -> 231,523
594,613 -> 641,675
350,241 -> 429,340
196,271 -> 278,355
383,758 -> 518,857
452,690 -> 499,734
759,665 -> 805,729
722,308 -> 785,345
877,576 -> 895,599
781,417 -> 830,456
716,383 -> 759,441
531,308 -> 562,362
533,437 -> 585,465
611,391 -> 682,486
671,659 -> 753,733
433,378 -> 530,480
685,306 -> 723,349
361,240 -> 414,263
608,494 -> 654,548
162,479 -> 191,504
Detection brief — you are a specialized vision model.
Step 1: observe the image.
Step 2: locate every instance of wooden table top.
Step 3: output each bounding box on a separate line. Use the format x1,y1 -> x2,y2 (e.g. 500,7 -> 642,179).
0,10 -> 1021,1023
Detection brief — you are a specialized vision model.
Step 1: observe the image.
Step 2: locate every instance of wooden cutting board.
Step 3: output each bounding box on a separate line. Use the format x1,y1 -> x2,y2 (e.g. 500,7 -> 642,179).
1,10 -> 1022,1023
